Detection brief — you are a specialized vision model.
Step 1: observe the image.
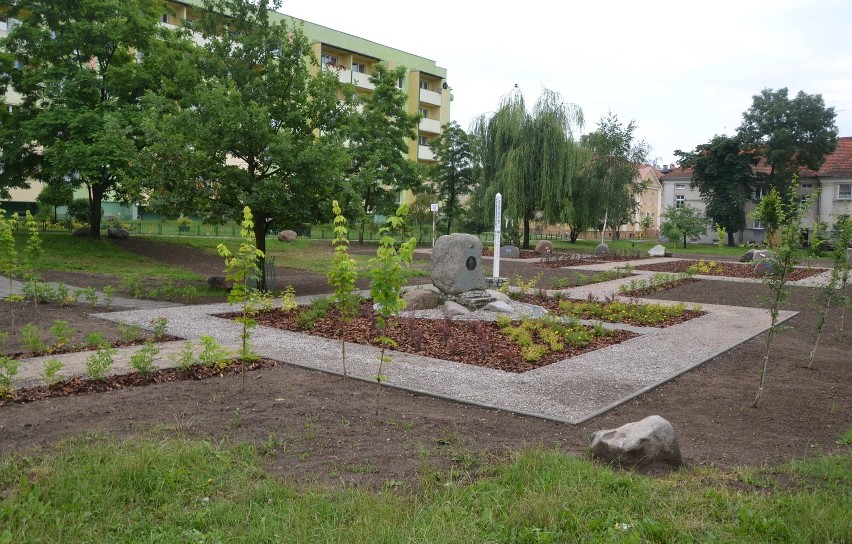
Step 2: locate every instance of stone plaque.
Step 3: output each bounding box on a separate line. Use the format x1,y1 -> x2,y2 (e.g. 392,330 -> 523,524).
431,233 -> 486,295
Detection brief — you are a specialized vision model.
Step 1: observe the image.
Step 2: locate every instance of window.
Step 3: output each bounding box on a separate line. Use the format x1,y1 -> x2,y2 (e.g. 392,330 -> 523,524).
0,17 -> 7,32
397,76 -> 404,88
419,81 -> 429,90
419,136 -> 429,146
675,183 -> 685,191
755,186 -> 767,200
321,54 -> 338,66
839,184 -> 852,201
419,108 -> 429,118
7,105 -> 14,114
753,219 -> 764,230
352,62 -> 366,74
161,13 -> 169,23
800,183 -> 812,188
675,195 -> 684,208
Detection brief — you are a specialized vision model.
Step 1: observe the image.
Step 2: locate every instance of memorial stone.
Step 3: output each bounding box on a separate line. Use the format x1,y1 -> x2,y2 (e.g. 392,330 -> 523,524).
431,234 -> 486,295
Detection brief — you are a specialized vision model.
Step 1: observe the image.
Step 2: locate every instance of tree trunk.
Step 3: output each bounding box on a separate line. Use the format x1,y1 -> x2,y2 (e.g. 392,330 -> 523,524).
253,218 -> 268,292
89,182 -> 105,241
569,227 -> 579,243
682,235 -> 687,248
727,230 -> 736,247
522,213 -> 531,250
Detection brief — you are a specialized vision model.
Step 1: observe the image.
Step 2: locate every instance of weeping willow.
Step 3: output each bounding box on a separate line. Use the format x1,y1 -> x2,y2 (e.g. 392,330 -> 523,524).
470,88 -> 583,249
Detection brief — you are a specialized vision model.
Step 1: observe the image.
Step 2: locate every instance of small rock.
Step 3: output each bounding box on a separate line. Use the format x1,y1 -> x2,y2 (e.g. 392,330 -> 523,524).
207,276 -> 234,291
500,245 -> 520,259
595,242 -> 609,255
534,240 -> 553,255
72,227 -> 90,237
486,289 -> 512,303
442,301 -> 471,317
107,227 -> 129,239
403,288 -> 440,310
590,415 -> 682,467
483,301 -> 513,313
277,230 -> 297,242
648,244 -> 667,257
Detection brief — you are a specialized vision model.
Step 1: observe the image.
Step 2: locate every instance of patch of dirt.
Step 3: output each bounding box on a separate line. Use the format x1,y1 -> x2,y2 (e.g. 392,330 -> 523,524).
634,260 -> 827,281
233,302 -> 636,373
1,251 -> 849,489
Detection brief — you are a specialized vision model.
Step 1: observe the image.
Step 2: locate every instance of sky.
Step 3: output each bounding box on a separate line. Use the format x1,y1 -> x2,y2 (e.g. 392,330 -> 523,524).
279,0 -> 852,167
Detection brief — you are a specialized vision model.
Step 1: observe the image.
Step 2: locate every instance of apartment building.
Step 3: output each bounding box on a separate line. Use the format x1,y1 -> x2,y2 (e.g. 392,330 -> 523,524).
1,2 -> 450,216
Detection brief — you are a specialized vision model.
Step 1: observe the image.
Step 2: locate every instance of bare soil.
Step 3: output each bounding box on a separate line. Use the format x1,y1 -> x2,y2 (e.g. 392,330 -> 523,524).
1,239 -> 849,489
634,259 -> 827,281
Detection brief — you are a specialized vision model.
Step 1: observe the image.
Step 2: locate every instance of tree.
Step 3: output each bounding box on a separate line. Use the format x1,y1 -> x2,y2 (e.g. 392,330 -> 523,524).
429,121 -> 473,235
344,64 -> 422,244
0,0 -> 168,239
581,113 -> 649,241
676,135 -> 757,246
143,0 -> 347,290
660,204 -> 706,248
738,88 -> 838,191
36,181 -> 75,222
561,143 -> 605,243
471,88 -> 583,249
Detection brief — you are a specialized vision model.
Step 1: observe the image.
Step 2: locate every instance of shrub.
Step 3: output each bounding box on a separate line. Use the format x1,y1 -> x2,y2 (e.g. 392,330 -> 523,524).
129,342 -> 160,376
21,323 -> 48,354
198,335 -> 232,369
0,356 -> 20,396
49,320 -> 76,350
86,344 -> 117,381
41,357 -> 63,386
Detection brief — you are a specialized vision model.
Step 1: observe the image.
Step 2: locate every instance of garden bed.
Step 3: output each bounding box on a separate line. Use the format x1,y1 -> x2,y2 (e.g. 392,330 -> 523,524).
519,294 -> 704,327
232,302 -> 637,373
0,358 -> 279,406
634,260 -> 827,281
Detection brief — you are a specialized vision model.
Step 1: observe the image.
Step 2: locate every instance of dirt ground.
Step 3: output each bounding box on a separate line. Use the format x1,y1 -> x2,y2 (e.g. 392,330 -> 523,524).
1,238 -> 850,489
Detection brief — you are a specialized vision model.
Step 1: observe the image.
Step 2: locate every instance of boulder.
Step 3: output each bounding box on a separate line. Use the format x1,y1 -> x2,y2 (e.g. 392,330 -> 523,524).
486,289 -> 512,303
403,288 -> 440,311
590,415 -> 682,467
535,240 -> 553,255
277,230 -> 298,242
595,242 -> 610,255
441,301 -> 471,317
72,227 -> 90,237
753,258 -> 778,277
648,244 -> 667,257
739,248 -> 756,262
500,245 -> 520,259
741,249 -> 774,263
207,276 -> 234,291
107,227 -> 129,239
483,300 -> 513,313
431,233 -> 485,295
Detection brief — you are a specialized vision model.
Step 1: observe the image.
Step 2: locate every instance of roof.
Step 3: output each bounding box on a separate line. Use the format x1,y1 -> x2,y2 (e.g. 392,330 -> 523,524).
660,136 -> 852,181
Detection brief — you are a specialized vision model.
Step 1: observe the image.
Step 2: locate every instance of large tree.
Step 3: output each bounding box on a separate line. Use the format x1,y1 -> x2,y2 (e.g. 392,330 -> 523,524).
0,0 -> 169,239
429,121 -> 473,235
676,135 -> 757,246
471,88 -> 582,249
142,0 -> 347,289
581,113 -> 648,241
560,143 -> 605,243
738,88 -> 838,190
344,64 -> 422,244
660,204 -> 707,248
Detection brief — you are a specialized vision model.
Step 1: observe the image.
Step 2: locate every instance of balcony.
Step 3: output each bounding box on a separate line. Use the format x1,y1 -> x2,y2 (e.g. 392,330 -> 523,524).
419,88 -> 442,106
418,145 -> 436,161
419,117 -> 441,134
351,70 -> 374,90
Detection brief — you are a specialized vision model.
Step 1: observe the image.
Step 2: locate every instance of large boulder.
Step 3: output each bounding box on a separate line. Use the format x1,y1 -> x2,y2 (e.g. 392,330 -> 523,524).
648,244 -> 667,257
589,415 -> 682,467
207,276 -> 234,291
535,240 -> 553,255
431,233 -> 485,295
107,227 -> 129,239
500,245 -> 520,259
595,242 -> 610,255
483,300 -> 513,313
403,288 -> 440,310
741,249 -> 774,263
441,300 -> 471,317
486,289 -> 512,303
753,258 -> 778,277
277,230 -> 297,242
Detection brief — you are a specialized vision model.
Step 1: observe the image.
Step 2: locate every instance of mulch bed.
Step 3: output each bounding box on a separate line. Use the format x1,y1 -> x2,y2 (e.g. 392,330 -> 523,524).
235,303 -> 636,373
634,260 -> 827,281
619,277 -> 700,297
518,294 -> 704,327
7,336 -> 183,361
1,358 -> 280,406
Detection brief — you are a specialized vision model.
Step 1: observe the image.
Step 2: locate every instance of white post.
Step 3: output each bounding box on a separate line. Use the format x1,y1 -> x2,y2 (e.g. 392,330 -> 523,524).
493,193 -> 502,279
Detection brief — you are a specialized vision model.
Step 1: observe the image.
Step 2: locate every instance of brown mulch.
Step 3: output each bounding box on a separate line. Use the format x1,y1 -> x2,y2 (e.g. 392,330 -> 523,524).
517,294 -> 705,327
1,358 -> 279,406
233,302 -> 636,373
634,260 -> 827,281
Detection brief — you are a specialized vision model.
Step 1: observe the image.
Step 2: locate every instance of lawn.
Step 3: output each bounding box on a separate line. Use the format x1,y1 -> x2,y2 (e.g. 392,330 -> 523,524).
1,436 -> 848,543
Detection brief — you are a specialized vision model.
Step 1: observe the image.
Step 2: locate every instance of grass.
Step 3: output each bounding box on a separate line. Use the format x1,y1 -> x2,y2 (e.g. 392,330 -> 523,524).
545,238 -> 818,260
0,436 -> 848,543
143,236 -> 429,278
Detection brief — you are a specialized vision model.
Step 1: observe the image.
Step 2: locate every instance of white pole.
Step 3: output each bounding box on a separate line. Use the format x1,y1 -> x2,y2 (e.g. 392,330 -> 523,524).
432,211 -> 436,247
493,193 -> 502,279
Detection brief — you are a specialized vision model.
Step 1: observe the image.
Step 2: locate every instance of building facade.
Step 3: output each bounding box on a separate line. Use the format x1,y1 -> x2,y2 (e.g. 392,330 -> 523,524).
1,2 -> 450,217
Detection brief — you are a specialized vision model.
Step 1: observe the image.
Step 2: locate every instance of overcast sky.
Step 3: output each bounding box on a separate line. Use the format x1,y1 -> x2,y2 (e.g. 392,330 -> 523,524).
281,0 -> 852,167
